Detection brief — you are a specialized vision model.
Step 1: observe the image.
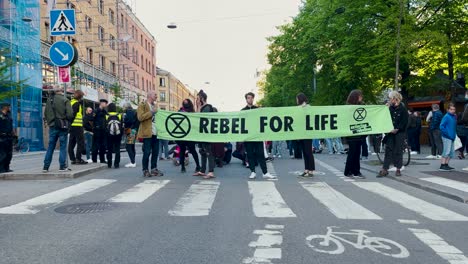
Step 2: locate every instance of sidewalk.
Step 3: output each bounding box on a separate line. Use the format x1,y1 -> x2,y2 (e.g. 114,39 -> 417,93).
361,146 -> 468,203
1,151 -> 107,180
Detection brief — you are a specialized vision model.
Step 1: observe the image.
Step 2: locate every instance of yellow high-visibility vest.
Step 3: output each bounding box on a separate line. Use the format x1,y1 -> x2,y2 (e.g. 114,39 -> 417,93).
71,99 -> 83,127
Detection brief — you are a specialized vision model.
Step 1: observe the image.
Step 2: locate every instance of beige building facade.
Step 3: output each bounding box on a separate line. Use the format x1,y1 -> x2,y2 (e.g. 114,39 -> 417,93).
156,67 -> 196,111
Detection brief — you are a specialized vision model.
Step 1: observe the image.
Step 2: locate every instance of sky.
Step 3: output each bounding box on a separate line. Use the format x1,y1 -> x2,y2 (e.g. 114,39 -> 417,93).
134,0 -> 301,111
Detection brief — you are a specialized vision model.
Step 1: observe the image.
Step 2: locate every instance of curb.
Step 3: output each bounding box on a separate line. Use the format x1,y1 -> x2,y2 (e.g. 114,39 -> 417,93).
361,165 -> 468,204
1,164 -> 107,180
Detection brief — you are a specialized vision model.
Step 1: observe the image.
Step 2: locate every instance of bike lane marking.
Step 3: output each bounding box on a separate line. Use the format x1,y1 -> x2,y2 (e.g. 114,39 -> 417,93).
409,228 -> 468,264
168,180 -> 220,216
299,182 -> 382,220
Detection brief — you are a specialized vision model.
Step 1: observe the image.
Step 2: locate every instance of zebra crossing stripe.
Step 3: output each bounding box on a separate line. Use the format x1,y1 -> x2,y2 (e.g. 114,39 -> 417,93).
248,181 -> 296,218
300,182 -> 382,220
0,179 -> 115,214
353,182 -> 468,221
420,177 -> 468,193
168,181 -> 220,216
107,180 -> 170,203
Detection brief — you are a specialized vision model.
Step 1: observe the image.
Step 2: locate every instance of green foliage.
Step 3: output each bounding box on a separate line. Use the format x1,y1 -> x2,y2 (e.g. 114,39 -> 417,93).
262,0 -> 468,106
0,49 -> 27,101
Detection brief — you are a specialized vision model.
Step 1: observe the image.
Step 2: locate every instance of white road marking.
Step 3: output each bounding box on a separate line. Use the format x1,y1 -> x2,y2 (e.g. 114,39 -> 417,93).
266,162 -> 277,176
248,181 -> 296,218
420,177 -> 468,193
265,224 -> 284,230
300,182 -> 382,220
409,228 -> 468,264
0,179 -> 115,214
243,224 -> 284,264
398,219 -> 420,225
353,182 -> 468,221
316,159 -> 341,174
168,181 -> 220,216
107,180 -> 169,203
249,234 -> 283,248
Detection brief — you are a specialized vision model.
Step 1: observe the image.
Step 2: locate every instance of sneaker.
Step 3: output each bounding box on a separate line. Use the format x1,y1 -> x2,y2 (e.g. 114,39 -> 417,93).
245,163 -> 250,168
77,160 -> 88,165
125,163 -> 136,168
361,156 -> 368,160
277,155 -> 282,158
436,155 -> 442,159
426,155 -> 436,159
263,173 -> 277,179
42,168 -> 48,173
86,159 -> 93,163
345,174 -> 355,179
439,164 -> 451,171
249,172 -> 256,179
143,170 -> 151,177
273,155 -> 277,158
203,172 -> 215,179
290,155 -> 294,158
151,169 -> 164,177
410,151 -> 418,155
395,170 -> 402,177
446,165 -> 455,170
266,157 -> 273,163
463,167 -> 468,171
354,174 -> 366,179
71,160 -> 77,165
377,170 -> 388,178
181,167 -> 186,173
59,167 -> 71,172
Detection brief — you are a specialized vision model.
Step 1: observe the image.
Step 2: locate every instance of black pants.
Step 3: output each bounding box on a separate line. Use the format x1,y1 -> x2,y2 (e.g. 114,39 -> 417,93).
126,144 -> 136,164
294,140 -> 303,159
142,136 -> 160,171
107,135 -> 121,168
429,129 -> 443,156
92,129 -> 107,163
245,142 -> 267,174
199,143 -> 215,173
298,139 -> 315,171
345,140 -> 361,176
68,126 -> 85,161
178,141 -> 200,171
383,133 -> 404,170
361,137 -> 368,157
0,137 -> 13,173
224,150 -> 232,164
232,150 -> 246,164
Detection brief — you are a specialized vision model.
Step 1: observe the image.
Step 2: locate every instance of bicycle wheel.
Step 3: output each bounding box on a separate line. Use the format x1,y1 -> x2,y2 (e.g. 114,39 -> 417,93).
403,146 -> 411,167
19,142 -> 30,154
373,136 -> 385,165
306,235 -> 345,255
365,237 -> 410,258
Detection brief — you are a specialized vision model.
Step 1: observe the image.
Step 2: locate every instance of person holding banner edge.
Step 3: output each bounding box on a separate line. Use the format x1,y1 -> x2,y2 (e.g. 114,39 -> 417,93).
344,90 -> 366,179
176,99 -> 201,174
242,92 -> 276,180
296,93 -> 315,177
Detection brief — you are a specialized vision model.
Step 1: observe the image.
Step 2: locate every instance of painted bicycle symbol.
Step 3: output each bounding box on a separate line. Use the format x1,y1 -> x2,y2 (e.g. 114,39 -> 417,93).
306,226 -> 409,258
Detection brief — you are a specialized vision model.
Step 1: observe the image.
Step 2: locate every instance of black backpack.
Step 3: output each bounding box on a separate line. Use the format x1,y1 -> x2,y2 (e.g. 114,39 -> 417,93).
107,114 -> 122,136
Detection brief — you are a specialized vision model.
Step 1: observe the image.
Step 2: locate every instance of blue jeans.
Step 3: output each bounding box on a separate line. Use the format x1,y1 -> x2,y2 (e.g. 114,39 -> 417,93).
325,138 -> 344,153
84,131 -> 93,160
159,139 -> 169,159
272,141 -> 283,156
43,127 -> 68,169
142,136 -> 160,171
313,139 -> 321,150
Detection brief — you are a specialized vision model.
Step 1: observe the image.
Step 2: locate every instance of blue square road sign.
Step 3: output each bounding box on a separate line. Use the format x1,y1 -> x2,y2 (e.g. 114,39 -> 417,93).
50,9 -> 76,36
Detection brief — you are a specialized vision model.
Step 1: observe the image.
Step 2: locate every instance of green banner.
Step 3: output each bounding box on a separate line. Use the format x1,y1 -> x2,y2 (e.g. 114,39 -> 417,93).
155,105 -> 393,142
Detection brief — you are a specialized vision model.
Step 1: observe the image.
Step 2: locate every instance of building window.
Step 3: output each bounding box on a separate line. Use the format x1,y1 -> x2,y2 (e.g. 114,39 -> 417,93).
142,77 -> 145,90
159,77 -> 166,87
151,46 -> 154,57
110,61 -> 116,75
99,55 -> 106,70
98,26 -> 105,42
85,16 -> 92,31
140,34 -> 143,45
109,9 -> 115,24
125,18 -> 128,30
160,92 -> 166,102
125,43 -> 129,58
135,51 -> 139,65
44,22 -> 50,39
120,14 -> 124,28
67,2 -> 76,9
87,48 -> 93,64
141,55 -> 144,69
131,26 -> 134,38
109,34 -> 115,50
98,0 -> 104,14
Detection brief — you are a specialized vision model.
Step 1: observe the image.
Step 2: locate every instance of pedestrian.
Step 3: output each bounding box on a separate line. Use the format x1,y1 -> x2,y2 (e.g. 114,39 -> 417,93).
177,99 -> 201,173
92,99 -> 108,164
377,91 -> 409,177
344,90 -> 366,179
137,92 -> 163,177
286,140 -> 294,158
439,103 -> 457,171
68,90 -> 87,165
407,109 -> 420,155
212,142 -> 225,167
43,89 -> 73,172
83,107 -> 94,163
325,138 -> 345,154
123,102 -> 139,168
296,93 -> 315,177
105,103 -> 123,169
272,141 -> 283,158
0,102 -> 14,173
193,90 -> 217,179
426,104 -> 443,159
159,139 -> 169,160
241,92 -> 276,180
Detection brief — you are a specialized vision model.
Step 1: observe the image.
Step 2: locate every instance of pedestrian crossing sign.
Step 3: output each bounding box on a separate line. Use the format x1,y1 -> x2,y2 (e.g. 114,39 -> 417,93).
50,9 -> 76,36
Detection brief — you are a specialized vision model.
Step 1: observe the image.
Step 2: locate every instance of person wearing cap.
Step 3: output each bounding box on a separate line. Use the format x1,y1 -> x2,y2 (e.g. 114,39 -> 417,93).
92,99 -> 108,163
43,89 -> 74,172
0,102 -> 14,173
68,90 -> 87,165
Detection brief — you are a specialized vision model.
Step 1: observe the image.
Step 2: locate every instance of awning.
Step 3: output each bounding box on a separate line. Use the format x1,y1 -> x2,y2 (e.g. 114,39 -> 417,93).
408,100 -> 441,108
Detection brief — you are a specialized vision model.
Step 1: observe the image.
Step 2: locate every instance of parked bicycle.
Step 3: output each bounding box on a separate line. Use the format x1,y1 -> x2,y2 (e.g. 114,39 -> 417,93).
13,137 -> 30,154
372,134 -> 411,166
306,226 -> 409,258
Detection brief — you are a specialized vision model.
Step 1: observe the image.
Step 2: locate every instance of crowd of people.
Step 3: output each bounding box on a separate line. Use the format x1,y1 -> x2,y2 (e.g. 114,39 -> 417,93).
0,86 -> 467,178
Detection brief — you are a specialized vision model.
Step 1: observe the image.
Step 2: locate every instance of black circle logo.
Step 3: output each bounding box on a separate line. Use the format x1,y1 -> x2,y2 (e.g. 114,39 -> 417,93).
353,108 -> 367,122
165,113 -> 191,138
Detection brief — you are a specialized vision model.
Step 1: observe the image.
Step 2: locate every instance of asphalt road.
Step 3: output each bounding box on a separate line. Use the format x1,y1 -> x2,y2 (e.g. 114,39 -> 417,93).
1,151 -> 468,264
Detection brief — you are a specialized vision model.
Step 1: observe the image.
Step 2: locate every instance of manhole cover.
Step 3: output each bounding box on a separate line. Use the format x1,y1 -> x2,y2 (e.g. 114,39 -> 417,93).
54,202 -> 118,214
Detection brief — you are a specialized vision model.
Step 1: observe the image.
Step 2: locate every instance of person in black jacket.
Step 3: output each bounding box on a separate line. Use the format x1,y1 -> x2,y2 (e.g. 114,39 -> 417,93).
83,107 -> 94,163
92,99 -> 108,163
123,103 -> 139,168
344,90 -> 366,179
378,91 -> 409,177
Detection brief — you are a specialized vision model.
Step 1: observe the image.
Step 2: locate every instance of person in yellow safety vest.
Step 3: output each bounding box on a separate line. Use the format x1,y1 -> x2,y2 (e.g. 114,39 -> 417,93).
105,103 -> 123,169
68,90 -> 88,165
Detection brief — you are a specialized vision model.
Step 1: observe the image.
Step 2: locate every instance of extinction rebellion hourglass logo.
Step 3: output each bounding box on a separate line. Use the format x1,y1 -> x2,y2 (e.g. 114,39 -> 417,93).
165,113 -> 191,138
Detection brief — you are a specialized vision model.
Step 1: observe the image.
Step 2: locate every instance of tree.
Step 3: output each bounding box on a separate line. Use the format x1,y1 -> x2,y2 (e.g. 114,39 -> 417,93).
0,49 -> 27,101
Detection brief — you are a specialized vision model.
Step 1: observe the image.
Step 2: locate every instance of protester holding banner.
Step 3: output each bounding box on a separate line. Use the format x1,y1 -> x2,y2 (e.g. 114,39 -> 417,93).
242,92 -> 276,180
193,90 -> 216,179
177,99 -> 201,173
378,91 -> 408,178
296,93 -> 315,177
344,90 -> 366,179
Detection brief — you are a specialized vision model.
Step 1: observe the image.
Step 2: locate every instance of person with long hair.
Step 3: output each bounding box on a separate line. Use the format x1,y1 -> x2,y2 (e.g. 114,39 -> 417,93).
177,99 -> 201,173
296,93 -> 315,177
344,90 -> 366,179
